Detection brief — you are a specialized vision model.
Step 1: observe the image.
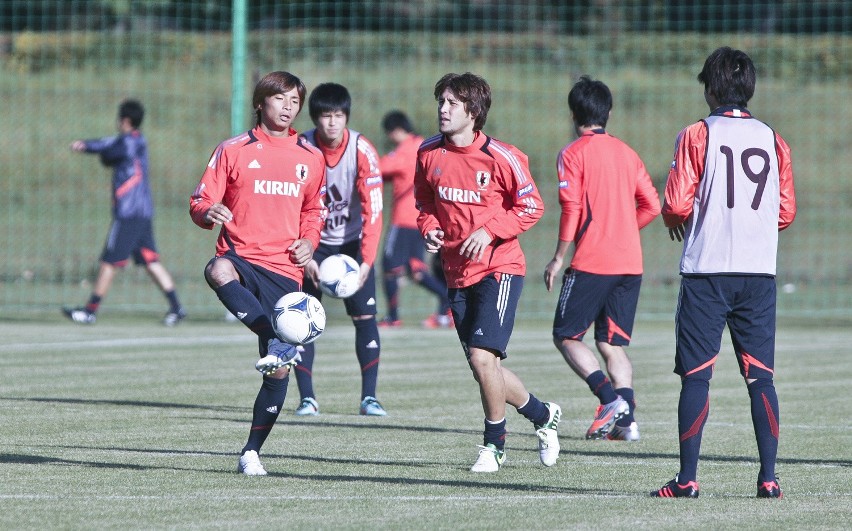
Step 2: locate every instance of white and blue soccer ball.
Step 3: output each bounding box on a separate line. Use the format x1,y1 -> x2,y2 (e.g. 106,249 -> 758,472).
272,292 -> 326,345
318,253 -> 361,299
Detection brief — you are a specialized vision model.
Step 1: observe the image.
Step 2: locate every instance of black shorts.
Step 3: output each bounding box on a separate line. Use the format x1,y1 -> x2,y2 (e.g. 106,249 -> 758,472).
382,226 -> 428,274
304,240 -> 377,317
101,217 -> 159,266
449,273 -> 523,359
552,269 -> 641,346
216,250 -> 301,317
214,251 -> 302,355
675,275 -> 777,380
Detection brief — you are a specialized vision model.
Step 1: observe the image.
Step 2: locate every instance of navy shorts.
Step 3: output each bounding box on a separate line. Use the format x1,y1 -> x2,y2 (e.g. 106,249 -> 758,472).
449,273 -> 523,359
382,226 -> 429,274
552,269 -> 641,346
101,217 -> 159,266
215,250 -> 301,316
304,240 -> 377,317
213,250 -> 301,355
675,275 -> 777,381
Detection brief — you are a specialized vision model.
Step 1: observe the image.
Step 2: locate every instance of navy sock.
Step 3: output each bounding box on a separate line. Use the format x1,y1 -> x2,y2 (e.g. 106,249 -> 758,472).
294,343 -> 315,400
214,280 -> 275,343
615,387 -> 636,426
355,318 -> 381,398
585,370 -> 619,405
165,290 -> 182,312
516,393 -> 550,427
748,378 -> 780,483
677,378 -> 710,483
242,375 -> 288,454
85,295 -> 102,313
383,274 -> 400,321
483,418 -> 507,450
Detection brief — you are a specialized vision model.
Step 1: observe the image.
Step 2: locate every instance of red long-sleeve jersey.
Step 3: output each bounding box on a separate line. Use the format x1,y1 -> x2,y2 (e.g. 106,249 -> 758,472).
189,126 -> 327,283
380,133 -> 423,229
415,132 -> 544,288
557,130 -> 660,274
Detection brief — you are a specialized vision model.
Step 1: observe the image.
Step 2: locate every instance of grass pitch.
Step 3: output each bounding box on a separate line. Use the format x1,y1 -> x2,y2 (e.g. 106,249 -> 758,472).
1,317 -> 849,529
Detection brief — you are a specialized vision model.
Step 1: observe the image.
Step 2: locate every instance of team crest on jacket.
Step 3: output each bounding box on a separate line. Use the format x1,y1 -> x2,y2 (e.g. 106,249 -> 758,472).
476,171 -> 491,189
296,164 -> 308,182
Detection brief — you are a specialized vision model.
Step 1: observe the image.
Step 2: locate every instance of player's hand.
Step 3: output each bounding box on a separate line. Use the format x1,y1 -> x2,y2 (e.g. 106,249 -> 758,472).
304,259 -> 320,287
424,229 -> 445,254
668,224 -> 685,242
288,239 -> 314,268
459,227 -> 492,262
543,256 -> 563,292
204,202 -> 233,225
358,262 -> 371,288
70,140 -> 86,152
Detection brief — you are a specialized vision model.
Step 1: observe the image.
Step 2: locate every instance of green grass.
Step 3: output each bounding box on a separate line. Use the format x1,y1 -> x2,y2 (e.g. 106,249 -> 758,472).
1,317 -> 849,529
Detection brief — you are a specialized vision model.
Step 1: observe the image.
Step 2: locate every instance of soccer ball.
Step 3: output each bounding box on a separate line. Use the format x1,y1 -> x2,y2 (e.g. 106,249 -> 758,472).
318,253 -> 361,299
272,292 -> 326,345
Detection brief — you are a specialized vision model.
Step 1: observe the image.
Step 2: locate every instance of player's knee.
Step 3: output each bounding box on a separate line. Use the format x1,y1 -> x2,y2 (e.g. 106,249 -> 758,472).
467,348 -> 498,376
553,335 -> 578,350
682,371 -> 712,384
383,266 -> 405,279
204,257 -> 237,288
746,376 -> 773,388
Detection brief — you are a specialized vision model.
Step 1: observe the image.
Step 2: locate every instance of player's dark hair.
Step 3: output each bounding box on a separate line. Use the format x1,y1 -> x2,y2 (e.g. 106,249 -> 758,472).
118,99 -> 144,128
568,76 -> 612,128
433,72 -> 491,131
697,47 -> 756,107
308,83 -> 352,123
382,110 -> 414,134
252,71 -> 307,126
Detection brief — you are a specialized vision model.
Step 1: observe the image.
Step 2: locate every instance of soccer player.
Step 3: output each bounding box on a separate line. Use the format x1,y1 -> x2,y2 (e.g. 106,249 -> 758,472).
63,99 -> 186,326
650,47 -> 796,498
415,72 -> 561,472
377,110 -> 452,329
295,83 -> 387,417
189,71 -> 326,475
543,76 -> 661,441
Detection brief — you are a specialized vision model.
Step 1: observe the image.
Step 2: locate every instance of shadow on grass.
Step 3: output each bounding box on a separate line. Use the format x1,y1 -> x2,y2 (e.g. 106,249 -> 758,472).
0,396 -> 245,413
4,397 -> 849,469
0,452 -> 624,496
566,448 -> 852,468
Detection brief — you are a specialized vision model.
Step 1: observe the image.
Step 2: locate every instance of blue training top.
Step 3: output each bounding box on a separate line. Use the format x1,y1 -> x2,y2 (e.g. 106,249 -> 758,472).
82,130 -> 154,220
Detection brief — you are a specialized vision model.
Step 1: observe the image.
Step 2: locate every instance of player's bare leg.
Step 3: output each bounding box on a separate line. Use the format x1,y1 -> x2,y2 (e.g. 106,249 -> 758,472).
596,342 -> 632,389
468,347 -> 507,421
556,337 -> 628,439
597,341 -> 639,440
92,262 -> 118,298
500,364 -> 533,408
146,261 -> 185,325
145,261 -> 176,292
468,346 -> 508,472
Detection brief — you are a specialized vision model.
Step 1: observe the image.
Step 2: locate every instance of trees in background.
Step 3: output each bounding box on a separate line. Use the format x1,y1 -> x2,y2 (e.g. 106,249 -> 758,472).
1,0 -> 848,33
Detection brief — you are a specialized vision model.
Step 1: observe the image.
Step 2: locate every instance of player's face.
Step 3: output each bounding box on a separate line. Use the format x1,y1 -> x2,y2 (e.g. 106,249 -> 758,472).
258,88 -> 301,135
315,110 -> 348,146
437,88 -> 474,138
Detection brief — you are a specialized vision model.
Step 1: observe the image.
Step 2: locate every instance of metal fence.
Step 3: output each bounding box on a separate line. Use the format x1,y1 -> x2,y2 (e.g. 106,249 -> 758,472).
1,0 -> 850,321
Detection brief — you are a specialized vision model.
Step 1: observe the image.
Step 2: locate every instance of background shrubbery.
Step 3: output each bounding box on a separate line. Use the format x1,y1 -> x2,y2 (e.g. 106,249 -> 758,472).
1,0 -> 849,33
5,30 -> 850,81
